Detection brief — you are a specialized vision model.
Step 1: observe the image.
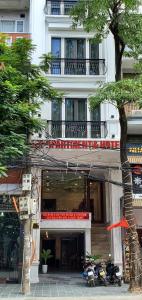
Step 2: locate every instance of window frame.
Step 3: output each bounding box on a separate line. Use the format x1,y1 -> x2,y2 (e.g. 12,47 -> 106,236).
0,19 -> 24,33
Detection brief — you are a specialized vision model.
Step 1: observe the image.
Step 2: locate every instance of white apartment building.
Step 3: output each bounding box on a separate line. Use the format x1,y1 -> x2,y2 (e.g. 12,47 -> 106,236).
0,0 -> 141,284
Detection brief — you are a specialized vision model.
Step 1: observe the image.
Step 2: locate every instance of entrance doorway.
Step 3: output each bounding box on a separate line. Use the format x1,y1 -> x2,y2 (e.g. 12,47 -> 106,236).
40,232 -> 84,272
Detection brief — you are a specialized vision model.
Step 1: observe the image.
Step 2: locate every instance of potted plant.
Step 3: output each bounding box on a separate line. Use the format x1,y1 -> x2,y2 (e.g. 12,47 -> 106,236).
41,249 -> 53,274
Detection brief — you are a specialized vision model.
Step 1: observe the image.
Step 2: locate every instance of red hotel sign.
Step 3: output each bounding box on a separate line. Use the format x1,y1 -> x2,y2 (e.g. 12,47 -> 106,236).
41,212 -> 89,220
33,140 -> 120,150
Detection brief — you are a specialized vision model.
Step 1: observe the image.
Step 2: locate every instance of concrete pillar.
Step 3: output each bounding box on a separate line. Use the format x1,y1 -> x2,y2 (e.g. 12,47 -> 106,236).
30,167 -> 42,283
109,169 -> 123,272
84,228 -> 91,255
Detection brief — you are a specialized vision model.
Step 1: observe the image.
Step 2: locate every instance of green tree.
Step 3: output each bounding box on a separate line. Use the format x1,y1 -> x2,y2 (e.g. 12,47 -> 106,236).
0,37 -> 58,174
71,0 -> 142,292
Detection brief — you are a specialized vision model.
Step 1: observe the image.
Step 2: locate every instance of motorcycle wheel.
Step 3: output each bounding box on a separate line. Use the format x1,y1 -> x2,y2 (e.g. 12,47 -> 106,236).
118,279 -> 122,287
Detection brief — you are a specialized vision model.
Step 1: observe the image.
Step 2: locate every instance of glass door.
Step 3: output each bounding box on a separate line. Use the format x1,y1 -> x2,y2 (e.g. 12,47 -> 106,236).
51,38 -> 61,74
65,99 -> 87,137
65,39 -> 86,74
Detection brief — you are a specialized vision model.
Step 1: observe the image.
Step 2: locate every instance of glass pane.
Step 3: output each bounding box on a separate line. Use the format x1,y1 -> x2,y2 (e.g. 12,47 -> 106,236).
52,101 -> 62,120
17,21 -> 24,32
65,39 -> 77,58
65,99 -> 74,121
91,106 -> 100,121
77,39 -> 85,59
78,99 -> 87,121
89,41 -> 99,59
51,38 -> 61,74
51,38 -> 61,57
51,1 -> 60,15
0,20 -> 15,32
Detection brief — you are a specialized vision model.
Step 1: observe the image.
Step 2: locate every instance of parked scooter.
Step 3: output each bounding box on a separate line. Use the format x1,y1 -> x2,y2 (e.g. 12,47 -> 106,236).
94,263 -> 108,286
86,267 -> 95,287
106,261 -> 122,286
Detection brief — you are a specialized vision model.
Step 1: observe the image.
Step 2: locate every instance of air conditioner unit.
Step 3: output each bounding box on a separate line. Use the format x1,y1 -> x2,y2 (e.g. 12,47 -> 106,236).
132,110 -> 142,117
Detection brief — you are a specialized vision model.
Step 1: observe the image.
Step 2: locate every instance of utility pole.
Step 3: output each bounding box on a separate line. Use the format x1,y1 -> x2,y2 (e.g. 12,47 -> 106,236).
20,172 -> 32,295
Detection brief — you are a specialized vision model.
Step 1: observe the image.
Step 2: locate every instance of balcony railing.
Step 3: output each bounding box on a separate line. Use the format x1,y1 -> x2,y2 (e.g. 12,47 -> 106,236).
47,120 -> 107,139
50,58 -> 106,75
45,0 -> 78,15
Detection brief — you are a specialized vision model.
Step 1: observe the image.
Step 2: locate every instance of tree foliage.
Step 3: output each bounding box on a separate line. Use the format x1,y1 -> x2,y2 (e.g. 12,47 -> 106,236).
0,37 -> 59,170
89,76 -> 142,109
72,0 -> 142,52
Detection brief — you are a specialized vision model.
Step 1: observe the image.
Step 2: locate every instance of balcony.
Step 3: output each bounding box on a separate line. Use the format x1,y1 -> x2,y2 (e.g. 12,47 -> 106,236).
45,0 -> 77,15
50,58 -> 106,76
0,0 -> 29,10
47,120 -> 107,139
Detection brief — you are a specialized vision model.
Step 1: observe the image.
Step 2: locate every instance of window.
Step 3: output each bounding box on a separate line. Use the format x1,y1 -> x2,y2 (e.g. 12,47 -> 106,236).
0,20 -> 24,33
89,41 -> 99,75
65,99 -> 87,138
17,21 -> 24,32
51,100 -> 62,137
51,0 -> 60,15
65,39 -> 86,74
65,38 -> 85,59
51,37 -> 61,74
52,100 -> 62,121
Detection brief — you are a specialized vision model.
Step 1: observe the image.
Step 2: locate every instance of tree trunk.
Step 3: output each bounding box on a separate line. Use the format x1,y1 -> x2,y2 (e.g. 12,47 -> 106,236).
113,31 -> 142,291
119,106 -> 142,292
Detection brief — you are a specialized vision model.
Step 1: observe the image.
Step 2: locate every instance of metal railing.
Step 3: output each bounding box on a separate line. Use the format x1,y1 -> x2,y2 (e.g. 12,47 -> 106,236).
47,120 -> 107,138
50,58 -> 106,75
45,0 -> 77,15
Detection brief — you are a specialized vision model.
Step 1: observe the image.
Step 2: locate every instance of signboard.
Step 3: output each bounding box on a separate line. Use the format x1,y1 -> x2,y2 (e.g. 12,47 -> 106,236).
127,144 -> 142,156
132,165 -> 142,196
33,140 -> 120,150
41,212 -> 89,220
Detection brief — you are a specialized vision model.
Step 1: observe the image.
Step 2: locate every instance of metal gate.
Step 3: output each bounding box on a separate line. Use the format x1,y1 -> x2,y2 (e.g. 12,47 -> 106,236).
0,212 -> 20,283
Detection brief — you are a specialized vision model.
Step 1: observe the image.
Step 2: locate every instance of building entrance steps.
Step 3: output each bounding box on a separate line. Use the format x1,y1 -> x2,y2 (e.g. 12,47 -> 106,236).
91,224 -> 110,260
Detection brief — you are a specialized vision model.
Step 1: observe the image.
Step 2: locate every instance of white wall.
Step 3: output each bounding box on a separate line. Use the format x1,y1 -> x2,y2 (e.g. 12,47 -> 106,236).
30,0 -> 46,64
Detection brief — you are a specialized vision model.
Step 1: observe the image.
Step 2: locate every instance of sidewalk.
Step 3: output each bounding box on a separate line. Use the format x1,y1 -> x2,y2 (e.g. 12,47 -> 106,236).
0,273 -> 141,299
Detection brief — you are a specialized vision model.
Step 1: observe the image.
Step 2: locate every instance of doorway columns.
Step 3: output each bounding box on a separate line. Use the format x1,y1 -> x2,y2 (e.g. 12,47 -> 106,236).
84,228 -> 91,255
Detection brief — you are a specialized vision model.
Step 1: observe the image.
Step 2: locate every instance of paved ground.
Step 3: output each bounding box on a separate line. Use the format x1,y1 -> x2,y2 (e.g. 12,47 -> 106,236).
0,272 -> 141,299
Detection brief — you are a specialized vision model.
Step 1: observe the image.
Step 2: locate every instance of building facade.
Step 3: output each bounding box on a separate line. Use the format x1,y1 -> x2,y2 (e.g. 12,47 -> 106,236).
0,0 -> 141,284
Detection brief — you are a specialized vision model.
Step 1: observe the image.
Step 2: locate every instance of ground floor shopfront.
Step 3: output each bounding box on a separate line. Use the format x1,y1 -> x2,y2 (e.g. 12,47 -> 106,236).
30,147 -> 124,283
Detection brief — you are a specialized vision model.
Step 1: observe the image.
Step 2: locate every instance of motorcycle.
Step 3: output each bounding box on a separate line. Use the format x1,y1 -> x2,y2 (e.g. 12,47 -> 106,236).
106,262 -> 122,286
94,263 -> 108,286
86,268 -> 95,287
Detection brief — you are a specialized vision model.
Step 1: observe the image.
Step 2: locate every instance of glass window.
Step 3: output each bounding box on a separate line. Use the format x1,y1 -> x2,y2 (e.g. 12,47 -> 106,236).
91,107 -> 100,121
0,20 -> 15,32
17,21 -> 24,33
65,39 -> 85,59
51,0 -> 61,15
52,101 -> 62,121
89,41 -> 99,59
51,38 -> 61,57
65,99 -> 87,121
65,99 -> 74,121
51,38 -> 61,74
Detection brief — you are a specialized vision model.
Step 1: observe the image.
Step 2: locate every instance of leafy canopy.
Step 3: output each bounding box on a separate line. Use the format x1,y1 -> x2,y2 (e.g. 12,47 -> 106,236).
71,0 -> 142,57
89,76 -> 142,110
0,37 -> 59,170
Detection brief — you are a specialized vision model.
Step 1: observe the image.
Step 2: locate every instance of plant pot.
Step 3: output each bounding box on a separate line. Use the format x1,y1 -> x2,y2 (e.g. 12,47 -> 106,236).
42,264 -> 48,274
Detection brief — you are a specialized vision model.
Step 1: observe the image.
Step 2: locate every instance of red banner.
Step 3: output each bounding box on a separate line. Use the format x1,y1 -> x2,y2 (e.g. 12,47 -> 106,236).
33,140 -> 120,150
41,212 -> 89,220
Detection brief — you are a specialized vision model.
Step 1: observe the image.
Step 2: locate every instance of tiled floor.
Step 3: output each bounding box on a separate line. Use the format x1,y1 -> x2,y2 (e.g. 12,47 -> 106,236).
0,272 -> 129,298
